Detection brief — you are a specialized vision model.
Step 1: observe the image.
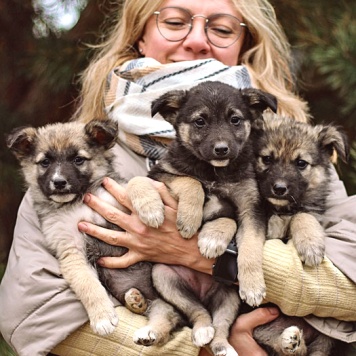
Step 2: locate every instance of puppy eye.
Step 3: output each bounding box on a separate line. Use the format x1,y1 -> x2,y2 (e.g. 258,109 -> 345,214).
194,117 -> 206,128
262,156 -> 273,165
296,159 -> 308,170
230,116 -> 241,126
73,156 -> 86,166
39,158 -> 51,168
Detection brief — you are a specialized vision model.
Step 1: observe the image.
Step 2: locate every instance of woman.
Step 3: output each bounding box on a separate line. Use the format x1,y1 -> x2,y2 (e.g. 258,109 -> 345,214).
1,0 -> 355,355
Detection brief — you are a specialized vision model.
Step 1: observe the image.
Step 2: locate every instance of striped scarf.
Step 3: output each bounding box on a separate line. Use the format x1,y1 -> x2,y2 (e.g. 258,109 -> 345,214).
105,58 -> 251,161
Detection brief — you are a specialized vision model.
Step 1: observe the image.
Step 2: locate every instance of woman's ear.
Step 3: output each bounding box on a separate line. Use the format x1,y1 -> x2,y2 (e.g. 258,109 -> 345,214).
137,37 -> 146,56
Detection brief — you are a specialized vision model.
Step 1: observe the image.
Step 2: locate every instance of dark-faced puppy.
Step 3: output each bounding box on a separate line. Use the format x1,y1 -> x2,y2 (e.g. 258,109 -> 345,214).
7,120 -> 157,335
127,81 -> 277,356
250,113 -> 349,355
253,113 -> 349,265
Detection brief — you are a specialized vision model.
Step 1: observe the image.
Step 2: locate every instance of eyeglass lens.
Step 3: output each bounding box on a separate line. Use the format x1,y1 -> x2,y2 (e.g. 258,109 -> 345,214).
155,7 -> 245,48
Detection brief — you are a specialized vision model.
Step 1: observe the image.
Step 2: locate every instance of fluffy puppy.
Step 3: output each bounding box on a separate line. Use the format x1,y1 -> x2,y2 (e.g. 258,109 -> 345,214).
7,120 -> 157,335
127,81 -> 277,356
253,113 -> 349,265
250,113 -> 349,355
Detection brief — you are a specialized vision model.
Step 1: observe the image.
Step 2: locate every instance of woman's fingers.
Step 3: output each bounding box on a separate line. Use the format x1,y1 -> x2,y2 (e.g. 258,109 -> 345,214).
151,180 -> 178,209
78,176 -> 187,269
78,222 -> 130,246
83,192 -> 134,231
102,177 -> 134,210
102,176 -> 178,211
228,307 -> 280,356
232,307 -> 280,332
97,253 -> 142,269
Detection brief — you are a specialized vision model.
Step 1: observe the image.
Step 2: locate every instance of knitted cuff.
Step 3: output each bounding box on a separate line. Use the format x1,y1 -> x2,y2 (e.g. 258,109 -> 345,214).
263,239 -> 356,321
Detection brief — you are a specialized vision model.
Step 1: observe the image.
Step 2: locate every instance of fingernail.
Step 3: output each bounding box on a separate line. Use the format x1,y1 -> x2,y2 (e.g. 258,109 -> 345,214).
267,307 -> 279,315
97,258 -> 105,267
102,177 -> 108,186
78,222 -> 88,232
83,193 -> 91,203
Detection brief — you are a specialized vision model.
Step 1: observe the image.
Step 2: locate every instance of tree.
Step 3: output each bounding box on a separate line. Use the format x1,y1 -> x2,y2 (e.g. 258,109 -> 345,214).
271,0 -> 356,192
0,0 -> 116,262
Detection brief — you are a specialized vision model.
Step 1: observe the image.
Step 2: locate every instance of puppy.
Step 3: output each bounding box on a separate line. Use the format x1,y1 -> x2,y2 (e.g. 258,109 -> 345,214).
253,313 -> 336,356
6,120 -> 157,335
253,113 -> 349,265
127,81 -> 277,356
250,113 -> 349,355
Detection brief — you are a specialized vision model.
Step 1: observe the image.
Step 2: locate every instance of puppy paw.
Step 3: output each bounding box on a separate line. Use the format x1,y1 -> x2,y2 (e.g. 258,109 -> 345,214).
280,326 -> 305,355
211,344 -> 238,356
176,209 -> 203,239
192,325 -> 215,347
293,230 -> 325,267
169,176 -> 204,238
127,181 -> 164,228
239,288 -> 266,307
134,326 -> 157,346
127,177 -> 165,228
124,288 -> 148,314
198,218 -> 236,258
134,199 -> 165,228
90,307 -> 118,335
198,234 -> 229,258
298,243 -> 325,267
290,213 -> 325,266
238,275 -> 266,307
133,325 -> 169,346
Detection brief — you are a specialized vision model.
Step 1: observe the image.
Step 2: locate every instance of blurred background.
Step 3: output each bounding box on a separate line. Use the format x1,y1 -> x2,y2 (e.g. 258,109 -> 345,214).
0,1 -> 355,348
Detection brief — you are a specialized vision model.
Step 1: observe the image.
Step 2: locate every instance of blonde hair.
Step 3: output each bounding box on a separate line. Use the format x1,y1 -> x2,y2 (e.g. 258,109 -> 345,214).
76,0 -> 309,123
235,0 -> 309,122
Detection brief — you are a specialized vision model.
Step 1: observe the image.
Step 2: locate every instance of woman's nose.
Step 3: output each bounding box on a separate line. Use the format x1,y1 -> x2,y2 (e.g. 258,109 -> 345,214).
182,19 -> 211,54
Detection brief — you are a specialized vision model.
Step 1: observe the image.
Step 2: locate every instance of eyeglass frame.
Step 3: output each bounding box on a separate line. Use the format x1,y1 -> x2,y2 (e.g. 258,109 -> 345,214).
153,6 -> 248,49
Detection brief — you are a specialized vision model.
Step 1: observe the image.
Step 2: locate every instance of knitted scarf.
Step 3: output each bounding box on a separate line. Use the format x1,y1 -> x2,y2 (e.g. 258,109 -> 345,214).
105,58 -> 251,161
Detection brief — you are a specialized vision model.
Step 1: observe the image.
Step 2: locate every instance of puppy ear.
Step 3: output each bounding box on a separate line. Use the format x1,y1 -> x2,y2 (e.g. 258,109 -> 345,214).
251,117 -> 265,131
250,117 -> 266,145
151,90 -> 187,125
241,89 -> 278,118
85,119 -> 118,149
6,126 -> 37,159
318,125 -> 349,163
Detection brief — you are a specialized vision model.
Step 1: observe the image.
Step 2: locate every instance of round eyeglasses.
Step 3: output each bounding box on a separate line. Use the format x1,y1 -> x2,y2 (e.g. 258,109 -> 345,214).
153,7 -> 247,48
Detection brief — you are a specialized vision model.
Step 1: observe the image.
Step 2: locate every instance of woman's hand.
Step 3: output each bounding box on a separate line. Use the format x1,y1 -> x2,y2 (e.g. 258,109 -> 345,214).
229,307 -> 280,355
199,307 -> 280,356
78,177 -> 215,273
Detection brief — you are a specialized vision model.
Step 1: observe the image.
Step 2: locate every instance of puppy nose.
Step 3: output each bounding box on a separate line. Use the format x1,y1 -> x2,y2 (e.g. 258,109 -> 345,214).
53,178 -> 67,190
272,183 -> 288,196
214,143 -> 229,156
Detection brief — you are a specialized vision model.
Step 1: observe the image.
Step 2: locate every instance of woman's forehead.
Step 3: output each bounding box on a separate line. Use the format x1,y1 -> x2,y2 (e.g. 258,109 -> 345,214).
157,0 -> 241,17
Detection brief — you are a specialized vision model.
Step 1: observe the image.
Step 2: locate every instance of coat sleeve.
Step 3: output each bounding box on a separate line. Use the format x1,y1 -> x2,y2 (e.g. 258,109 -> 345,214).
0,192 -> 90,356
0,143 -> 149,356
322,165 -> 356,283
